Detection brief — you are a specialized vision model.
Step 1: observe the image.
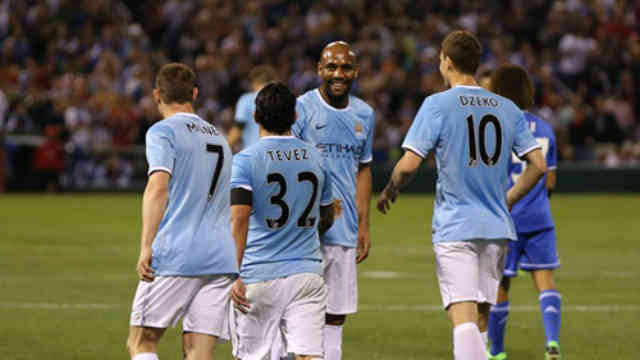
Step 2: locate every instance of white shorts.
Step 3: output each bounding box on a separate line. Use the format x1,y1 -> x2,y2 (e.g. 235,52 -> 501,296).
322,244 -> 358,315
433,240 -> 507,309
129,274 -> 234,341
232,273 -> 327,360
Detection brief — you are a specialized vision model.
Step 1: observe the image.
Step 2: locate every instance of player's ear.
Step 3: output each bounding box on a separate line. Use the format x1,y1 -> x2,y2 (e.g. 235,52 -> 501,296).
153,89 -> 162,104
192,87 -> 198,102
317,61 -> 322,76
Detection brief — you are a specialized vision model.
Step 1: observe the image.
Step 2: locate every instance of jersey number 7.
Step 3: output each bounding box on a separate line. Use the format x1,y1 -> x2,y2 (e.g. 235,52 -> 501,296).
206,144 -> 224,200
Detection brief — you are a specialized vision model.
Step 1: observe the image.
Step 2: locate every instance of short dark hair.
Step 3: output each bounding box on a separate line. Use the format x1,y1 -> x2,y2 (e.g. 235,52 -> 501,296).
490,64 -> 534,109
155,63 -> 196,104
249,65 -> 278,86
254,82 -> 296,134
441,30 -> 483,75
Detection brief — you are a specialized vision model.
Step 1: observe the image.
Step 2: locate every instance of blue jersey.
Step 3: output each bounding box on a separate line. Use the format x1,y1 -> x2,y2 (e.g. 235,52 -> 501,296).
293,89 -> 375,248
231,136 -> 333,284
145,112 -> 238,276
402,86 -> 540,243
234,91 -> 259,149
508,112 -> 557,232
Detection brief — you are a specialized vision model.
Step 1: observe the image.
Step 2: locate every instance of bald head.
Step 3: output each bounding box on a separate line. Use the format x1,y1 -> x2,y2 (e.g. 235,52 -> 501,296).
317,41 -> 358,108
320,41 -> 357,62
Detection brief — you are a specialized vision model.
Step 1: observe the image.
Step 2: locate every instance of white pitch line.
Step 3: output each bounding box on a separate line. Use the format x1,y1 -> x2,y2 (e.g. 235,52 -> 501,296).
1,302 -> 638,312
0,302 -> 119,310
359,304 -> 640,312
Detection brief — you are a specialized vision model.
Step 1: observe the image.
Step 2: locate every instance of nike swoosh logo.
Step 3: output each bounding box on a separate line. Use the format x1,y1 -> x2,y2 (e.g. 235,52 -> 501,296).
315,124 -> 327,130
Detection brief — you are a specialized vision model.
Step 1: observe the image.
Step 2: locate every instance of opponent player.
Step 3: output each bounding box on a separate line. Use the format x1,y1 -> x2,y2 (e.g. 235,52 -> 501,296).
230,82 -> 334,360
376,31 -> 547,360
228,65 -> 278,150
126,63 -> 238,360
486,65 -> 561,360
292,41 -> 374,360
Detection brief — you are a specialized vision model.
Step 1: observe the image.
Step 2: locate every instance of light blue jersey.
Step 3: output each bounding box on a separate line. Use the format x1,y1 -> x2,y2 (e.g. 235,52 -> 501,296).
234,91 -> 259,149
231,136 -> 333,284
402,86 -> 540,243
508,112 -> 557,233
145,112 -> 238,276
293,89 -> 375,248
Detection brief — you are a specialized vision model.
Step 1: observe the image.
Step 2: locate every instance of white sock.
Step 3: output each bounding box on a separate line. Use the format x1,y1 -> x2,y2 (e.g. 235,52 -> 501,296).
323,325 -> 343,360
481,331 -> 488,347
133,353 -> 159,360
271,331 -> 284,360
453,322 -> 487,360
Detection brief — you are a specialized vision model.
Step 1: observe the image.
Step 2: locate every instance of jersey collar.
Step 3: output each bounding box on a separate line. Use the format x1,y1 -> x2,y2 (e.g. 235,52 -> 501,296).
174,112 -> 201,120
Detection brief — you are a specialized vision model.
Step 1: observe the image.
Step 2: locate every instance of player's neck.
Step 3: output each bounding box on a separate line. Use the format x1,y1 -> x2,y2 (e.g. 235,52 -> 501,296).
318,87 -> 349,109
447,73 -> 479,88
160,103 -> 196,119
259,129 -> 292,138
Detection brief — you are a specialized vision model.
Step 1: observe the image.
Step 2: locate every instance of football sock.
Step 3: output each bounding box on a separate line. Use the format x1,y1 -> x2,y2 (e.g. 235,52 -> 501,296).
132,353 -> 159,360
323,325 -> 343,360
453,322 -> 486,360
271,331 -> 284,360
488,301 -> 509,355
539,290 -> 561,344
481,331 -> 488,347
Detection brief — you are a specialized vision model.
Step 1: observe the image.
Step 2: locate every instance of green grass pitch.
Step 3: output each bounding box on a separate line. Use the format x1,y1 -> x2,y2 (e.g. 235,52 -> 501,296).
1,193 -> 639,359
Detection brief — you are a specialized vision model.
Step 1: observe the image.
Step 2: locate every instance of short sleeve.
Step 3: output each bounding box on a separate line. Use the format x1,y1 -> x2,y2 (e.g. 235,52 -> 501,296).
401,96 -> 443,158
320,158 -> 333,206
547,129 -> 557,170
230,151 -> 253,191
359,111 -> 375,163
234,94 -> 252,124
292,100 -> 308,139
145,124 -> 176,175
513,111 -> 541,158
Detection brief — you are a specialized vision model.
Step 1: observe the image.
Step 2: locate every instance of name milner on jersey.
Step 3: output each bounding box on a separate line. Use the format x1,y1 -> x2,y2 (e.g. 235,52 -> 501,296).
186,122 -> 219,136
266,149 -> 310,161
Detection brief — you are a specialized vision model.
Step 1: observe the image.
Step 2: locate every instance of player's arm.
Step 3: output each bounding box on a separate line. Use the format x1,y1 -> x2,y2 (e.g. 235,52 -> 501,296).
318,204 -> 335,236
230,188 -> 252,312
377,150 -> 423,214
507,149 -> 547,209
356,162 -> 372,263
227,122 -> 244,148
138,171 -> 170,282
546,170 -> 557,198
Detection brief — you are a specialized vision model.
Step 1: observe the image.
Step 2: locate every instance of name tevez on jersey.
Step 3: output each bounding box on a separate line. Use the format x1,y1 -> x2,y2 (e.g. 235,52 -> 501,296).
231,136 -> 333,284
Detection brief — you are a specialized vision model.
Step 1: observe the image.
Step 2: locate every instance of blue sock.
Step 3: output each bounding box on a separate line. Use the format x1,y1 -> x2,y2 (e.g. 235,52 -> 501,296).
488,301 -> 509,355
539,290 -> 561,344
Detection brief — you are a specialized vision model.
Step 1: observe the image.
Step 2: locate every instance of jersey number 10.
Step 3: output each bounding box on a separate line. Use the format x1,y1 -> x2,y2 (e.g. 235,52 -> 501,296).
466,114 -> 503,167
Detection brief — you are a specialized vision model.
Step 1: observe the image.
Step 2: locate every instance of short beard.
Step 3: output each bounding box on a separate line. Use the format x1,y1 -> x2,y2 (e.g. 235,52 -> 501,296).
323,82 -> 351,105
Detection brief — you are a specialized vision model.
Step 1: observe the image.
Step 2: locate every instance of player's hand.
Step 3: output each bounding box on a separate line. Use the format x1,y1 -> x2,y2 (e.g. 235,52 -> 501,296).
231,278 -> 250,313
136,247 -> 155,282
376,184 -> 397,215
356,229 -> 371,264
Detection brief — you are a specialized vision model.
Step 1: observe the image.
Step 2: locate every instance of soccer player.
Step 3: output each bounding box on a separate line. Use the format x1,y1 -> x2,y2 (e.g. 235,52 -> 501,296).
229,82 -> 335,360
227,65 -> 278,150
292,41 -> 374,360
486,65 -> 561,360
126,63 -> 238,360
376,31 -> 547,360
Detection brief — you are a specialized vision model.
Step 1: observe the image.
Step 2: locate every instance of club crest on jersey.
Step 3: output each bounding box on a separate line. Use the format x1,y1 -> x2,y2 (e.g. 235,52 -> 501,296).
354,120 -> 365,140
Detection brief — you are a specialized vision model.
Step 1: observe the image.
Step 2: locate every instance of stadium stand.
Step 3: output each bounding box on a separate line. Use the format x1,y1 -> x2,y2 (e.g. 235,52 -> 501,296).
1,0 -> 640,190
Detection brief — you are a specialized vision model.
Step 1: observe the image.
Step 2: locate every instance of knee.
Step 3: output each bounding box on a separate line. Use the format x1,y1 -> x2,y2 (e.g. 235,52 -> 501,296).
326,313 -> 346,326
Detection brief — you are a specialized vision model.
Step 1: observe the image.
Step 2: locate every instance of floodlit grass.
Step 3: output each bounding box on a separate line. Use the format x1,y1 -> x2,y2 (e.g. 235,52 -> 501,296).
1,193 -> 639,359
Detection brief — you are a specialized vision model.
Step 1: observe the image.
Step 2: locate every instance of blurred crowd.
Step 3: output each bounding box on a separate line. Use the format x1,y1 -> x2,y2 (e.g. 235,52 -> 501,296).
2,0 -> 640,190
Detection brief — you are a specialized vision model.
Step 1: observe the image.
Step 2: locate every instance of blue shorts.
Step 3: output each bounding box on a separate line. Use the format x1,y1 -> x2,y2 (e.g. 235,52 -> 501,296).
504,227 -> 560,277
